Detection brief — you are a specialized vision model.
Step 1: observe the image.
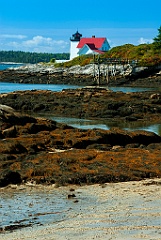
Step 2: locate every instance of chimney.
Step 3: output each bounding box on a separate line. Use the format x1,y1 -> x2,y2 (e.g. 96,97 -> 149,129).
92,35 -> 95,38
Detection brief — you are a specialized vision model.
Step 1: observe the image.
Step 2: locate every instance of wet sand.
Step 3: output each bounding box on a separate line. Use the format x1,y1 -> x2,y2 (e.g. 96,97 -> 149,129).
1,178 -> 161,240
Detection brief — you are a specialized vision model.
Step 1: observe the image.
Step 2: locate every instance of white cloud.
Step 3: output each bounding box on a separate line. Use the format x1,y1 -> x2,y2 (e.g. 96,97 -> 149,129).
0,34 -> 27,39
138,37 -> 153,44
21,36 -> 69,52
23,36 -> 52,47
0,35 -> 69,53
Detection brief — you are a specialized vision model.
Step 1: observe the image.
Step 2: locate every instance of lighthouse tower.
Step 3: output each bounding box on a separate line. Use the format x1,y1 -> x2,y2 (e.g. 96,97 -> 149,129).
70,31 -> 82,60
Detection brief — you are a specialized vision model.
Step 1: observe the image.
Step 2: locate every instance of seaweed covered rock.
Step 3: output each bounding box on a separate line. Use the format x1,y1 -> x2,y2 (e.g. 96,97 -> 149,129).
0,171 -> 22,187
0,104 -> 161,187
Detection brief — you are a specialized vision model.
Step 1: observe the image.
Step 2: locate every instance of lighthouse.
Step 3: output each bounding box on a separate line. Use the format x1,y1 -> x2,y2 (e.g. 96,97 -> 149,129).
70,30 -> 82,60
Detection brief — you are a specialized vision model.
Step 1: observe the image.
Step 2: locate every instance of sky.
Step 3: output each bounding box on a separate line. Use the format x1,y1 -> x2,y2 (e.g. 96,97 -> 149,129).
0,0 -> 161,53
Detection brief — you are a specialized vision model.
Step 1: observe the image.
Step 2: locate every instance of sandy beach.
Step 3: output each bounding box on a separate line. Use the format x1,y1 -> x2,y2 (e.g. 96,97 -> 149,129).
1,178 -> 161,240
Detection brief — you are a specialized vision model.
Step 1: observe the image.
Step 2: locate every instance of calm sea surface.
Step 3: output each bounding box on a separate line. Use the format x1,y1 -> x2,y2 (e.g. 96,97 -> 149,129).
0,63 -> 24,70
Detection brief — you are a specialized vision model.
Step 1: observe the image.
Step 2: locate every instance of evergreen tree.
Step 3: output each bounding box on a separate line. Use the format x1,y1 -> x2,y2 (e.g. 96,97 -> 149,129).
0,51 -> 69,63
153,26 -> 161,50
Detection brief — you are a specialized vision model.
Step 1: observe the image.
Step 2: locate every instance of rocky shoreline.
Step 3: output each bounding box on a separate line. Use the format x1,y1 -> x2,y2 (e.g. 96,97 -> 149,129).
1,88 -> 161,124
1,64 -> 161,187
0,63 -> 161,87
1,101 -> 161,187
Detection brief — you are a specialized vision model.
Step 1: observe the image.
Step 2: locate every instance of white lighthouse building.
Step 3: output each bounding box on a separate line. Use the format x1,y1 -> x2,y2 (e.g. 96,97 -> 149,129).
70,31 -> 82,60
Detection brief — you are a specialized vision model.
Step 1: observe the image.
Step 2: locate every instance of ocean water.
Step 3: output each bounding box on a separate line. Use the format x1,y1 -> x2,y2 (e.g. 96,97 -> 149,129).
0,63 -> 24,71
0,82 -> 83,93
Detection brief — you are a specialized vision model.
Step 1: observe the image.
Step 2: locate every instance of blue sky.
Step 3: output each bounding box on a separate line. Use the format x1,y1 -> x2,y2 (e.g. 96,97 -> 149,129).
0,0 -> 160,53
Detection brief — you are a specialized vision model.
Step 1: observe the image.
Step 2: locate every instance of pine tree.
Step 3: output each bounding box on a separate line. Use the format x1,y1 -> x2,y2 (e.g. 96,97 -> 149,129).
153,26 -> 161,50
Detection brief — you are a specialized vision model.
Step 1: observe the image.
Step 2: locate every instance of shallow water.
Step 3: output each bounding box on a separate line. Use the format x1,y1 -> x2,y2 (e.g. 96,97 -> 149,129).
0,82 -> 156,94
48,115 -> 161,136
0,82 -> 82,94
0,184 -> 99,231
0,63 -> 24,71
0,185 -> 80,229
1,179 -> 161,239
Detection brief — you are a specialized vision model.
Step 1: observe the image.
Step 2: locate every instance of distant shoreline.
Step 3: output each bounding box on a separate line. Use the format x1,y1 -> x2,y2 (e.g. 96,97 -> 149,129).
0,62 -> 25,65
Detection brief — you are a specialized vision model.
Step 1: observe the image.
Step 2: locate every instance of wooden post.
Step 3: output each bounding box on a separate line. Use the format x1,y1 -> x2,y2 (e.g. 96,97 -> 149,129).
97,55 -> 100,86
106,64 -> 109,84
93,54 -> 96,78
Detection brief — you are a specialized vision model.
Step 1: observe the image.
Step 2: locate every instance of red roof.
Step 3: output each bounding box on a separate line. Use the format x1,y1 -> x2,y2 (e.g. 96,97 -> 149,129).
77,37 -> 106,49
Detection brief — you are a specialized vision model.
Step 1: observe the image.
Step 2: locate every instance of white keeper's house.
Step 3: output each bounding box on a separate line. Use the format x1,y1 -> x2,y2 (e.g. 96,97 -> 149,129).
70,30 -> 110,60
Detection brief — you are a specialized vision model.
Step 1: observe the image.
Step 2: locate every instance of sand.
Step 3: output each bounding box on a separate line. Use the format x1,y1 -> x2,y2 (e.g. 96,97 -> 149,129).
1,178 -> 161,240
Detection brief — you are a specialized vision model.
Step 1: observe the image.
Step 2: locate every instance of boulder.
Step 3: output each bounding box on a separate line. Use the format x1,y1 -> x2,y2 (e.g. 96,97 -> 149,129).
2,126 -> 17,138
0,104 -> 16,114
0,104 -> 36,127
0,171 -> 22,187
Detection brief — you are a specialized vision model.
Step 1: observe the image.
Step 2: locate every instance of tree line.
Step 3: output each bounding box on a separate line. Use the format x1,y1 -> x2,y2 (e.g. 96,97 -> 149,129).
0,51 -> 70,63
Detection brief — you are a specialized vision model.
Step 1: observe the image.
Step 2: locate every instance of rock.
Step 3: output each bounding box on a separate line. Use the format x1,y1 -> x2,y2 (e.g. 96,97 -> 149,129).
0,131 -> 4,139
157,70 -> 161,76
27,122 -> 56,134
112,145 -> 122,150
130,130 -> 161,145
2,126 -> 17,138
125,116 -> 138,121
2,142 -> 27,154
86,143 -> 112,151
33,103 -> 46,111
0,171 -> 22,187
0,104 -> 37,127
0,104 -> 16,114
1,92 -> 161,187
147,143 -> 161,150
2,89 -> 161,125
125,143 -> 140,149
69,188 -> 75,191
67,194 -> 76,199
150,93 -> 161,99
